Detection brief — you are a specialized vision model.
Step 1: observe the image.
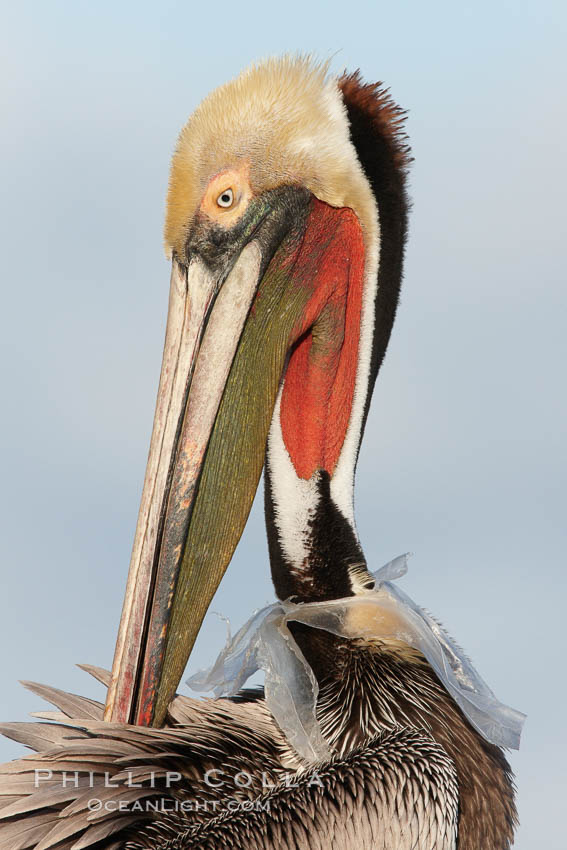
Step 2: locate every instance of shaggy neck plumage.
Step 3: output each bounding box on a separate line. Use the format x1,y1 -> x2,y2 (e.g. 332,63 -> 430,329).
309,633 -> 518,850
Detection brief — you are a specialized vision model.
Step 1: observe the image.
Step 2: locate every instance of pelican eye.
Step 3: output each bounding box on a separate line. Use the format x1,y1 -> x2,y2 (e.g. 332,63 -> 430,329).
217,188 -> 234,208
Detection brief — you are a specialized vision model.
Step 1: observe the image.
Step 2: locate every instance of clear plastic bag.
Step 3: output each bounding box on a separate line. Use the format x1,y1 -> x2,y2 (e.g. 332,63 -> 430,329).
187,555 -> 525,763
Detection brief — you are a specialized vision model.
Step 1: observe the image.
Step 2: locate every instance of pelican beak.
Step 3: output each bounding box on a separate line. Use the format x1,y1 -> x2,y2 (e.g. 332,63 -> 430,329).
104,187 -> 360,726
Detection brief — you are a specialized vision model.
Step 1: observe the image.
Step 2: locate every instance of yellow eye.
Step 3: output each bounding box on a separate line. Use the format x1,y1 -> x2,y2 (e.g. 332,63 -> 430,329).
217,188 -> 234,208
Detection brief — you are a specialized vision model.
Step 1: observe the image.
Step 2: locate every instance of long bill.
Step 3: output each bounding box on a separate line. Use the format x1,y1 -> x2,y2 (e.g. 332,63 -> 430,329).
104,194 -> 364,727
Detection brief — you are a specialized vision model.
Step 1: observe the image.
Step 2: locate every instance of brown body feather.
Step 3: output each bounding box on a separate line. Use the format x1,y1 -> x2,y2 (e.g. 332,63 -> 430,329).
0,646 -> 516,849
0,670 -> 459,850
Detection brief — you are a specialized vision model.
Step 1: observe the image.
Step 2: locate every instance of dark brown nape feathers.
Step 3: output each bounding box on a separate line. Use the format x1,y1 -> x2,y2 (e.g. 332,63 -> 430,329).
339,73 -> 411,439
339,72 -> 412,174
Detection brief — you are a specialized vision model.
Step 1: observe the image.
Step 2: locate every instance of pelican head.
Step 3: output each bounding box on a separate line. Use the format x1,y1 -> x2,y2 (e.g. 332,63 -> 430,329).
105,56 -> 409,728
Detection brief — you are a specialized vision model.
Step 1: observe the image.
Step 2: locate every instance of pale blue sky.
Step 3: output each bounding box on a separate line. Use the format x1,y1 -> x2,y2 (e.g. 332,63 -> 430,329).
1,2 -> 565,847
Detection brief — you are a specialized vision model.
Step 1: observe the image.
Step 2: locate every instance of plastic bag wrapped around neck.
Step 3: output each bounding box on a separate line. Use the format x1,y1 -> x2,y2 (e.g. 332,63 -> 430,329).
187,554 -> 525,763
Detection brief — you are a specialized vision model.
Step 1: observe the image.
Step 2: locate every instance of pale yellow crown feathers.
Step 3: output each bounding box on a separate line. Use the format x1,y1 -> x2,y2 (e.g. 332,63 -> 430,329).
164,55 -> 376,259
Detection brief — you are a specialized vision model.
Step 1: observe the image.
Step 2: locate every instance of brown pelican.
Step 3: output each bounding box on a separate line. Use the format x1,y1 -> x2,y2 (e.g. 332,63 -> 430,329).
0,57 -> 521,849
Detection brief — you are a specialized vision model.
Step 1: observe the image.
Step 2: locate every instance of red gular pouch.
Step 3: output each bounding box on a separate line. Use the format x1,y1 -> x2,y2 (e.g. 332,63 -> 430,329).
279,198 -> 365,481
